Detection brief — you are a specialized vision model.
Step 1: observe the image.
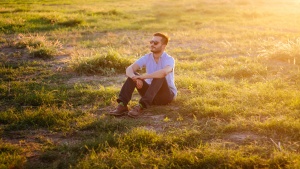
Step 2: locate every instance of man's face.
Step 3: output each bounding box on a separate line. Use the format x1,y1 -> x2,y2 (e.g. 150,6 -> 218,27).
150,36 -> 166,54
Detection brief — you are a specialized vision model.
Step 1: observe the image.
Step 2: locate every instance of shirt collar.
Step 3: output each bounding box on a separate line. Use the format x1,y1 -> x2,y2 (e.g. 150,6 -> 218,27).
152,52 -> 166,58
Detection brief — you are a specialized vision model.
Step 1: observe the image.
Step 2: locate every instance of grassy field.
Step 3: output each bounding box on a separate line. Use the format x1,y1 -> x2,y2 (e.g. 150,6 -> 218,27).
1,0 -> 300,168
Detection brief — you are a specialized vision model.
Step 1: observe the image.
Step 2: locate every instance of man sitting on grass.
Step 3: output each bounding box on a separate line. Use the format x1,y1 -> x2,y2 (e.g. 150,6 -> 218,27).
109,32 -> 177,118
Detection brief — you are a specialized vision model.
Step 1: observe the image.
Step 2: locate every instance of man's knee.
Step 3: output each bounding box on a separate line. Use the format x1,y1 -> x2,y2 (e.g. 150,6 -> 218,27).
126,77 -> 135,83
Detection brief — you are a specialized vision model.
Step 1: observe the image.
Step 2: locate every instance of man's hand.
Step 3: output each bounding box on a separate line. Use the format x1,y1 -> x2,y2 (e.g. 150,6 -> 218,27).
131,75 -> 138,81
132,75 -> 145,81
132,76 -> 143,89
136,79 -> 143,89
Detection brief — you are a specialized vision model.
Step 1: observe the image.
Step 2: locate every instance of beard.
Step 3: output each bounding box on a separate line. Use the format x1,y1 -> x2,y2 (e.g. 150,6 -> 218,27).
150,46 -> 162,53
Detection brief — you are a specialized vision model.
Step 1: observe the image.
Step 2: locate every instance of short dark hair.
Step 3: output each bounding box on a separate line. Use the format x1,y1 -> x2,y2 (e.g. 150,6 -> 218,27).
153,32 -> 169,45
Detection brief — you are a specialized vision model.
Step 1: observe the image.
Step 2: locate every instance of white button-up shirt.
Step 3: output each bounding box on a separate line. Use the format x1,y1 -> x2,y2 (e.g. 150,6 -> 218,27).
135,52 -> 177,96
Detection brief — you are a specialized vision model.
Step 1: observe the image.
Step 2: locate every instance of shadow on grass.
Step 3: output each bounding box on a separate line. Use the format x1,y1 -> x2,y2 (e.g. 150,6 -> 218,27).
23,116 -> 143,168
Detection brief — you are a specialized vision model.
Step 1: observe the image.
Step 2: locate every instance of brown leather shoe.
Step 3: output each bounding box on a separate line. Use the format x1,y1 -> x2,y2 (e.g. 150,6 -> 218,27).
109,104 -> 128,116
128,105 -> 143,118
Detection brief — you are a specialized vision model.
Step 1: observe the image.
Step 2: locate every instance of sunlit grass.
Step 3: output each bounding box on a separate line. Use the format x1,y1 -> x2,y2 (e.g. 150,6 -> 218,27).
259,38 -> 300,65
0,105 -> 86,131
75,128 -> 300,169
0,140 -> 26,169
70,48 -> 132,75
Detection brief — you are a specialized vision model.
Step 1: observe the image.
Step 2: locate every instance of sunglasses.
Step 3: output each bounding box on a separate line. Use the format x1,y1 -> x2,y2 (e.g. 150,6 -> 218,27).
150,40 -> 159,45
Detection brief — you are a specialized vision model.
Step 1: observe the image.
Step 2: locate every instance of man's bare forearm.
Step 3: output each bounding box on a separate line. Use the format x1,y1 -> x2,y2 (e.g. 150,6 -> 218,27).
139,69 -> 167,79
126,65 -> 135,78
126,63 -> 141,79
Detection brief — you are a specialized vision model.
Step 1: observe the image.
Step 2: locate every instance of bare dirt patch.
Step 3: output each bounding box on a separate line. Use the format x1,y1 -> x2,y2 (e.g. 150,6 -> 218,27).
2,129 -> 83,159
225,131 -> 267,143
66,74 -> 126,87
139,114 -> 167,132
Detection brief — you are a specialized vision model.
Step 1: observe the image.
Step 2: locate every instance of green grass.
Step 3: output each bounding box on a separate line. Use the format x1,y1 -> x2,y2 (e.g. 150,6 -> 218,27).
75,128 -> 300,169
70,48 -> 132,75
0,106 -> 83,131
0,140 -> 26,169
1,0 -> 300,168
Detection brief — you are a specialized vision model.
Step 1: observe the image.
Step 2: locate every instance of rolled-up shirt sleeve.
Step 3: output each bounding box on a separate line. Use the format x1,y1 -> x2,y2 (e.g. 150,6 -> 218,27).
163,57 -> 175,72
135,54 -> 148,68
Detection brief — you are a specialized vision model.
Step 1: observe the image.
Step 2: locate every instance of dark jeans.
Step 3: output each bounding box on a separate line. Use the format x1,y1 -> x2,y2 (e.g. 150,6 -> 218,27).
117,77 -> 174,108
